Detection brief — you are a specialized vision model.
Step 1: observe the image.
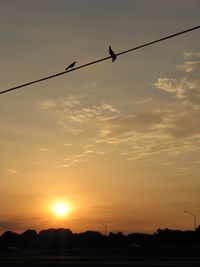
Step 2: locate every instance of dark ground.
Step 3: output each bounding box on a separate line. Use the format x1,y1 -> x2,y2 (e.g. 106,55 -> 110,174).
1,247 -> 200,267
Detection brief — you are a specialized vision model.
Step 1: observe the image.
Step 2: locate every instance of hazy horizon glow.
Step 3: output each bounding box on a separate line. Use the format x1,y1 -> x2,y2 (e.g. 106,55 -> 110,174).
0,0 -> 200,234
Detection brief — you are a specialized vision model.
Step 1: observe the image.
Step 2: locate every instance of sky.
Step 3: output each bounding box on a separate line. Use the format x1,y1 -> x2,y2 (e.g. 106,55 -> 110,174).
0,0 -> 200,234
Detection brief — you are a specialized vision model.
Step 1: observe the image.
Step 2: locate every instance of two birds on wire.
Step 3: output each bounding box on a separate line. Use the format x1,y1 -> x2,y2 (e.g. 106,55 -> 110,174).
65,46 -> 117,71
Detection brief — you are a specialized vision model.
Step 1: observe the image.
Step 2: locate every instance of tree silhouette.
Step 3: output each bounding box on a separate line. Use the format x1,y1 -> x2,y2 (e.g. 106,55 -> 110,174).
0,226 -> 199,249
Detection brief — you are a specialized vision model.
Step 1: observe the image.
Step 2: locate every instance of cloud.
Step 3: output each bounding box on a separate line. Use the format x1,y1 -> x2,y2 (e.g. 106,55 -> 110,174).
39,68 -> 200,165
154,77 -> 186,97
183,51 -> 200,59
39,99 -> 57,110
154,52 -> 200,139
154,51 -> 200,100
99,111 -> 164,137
39,95 -> 85,111
64,143 -> 73,146
57,146 -> 95,168
177,61 -> 200,73
38,147 -> 49,152
40,95 -> 120,135
6,169 -> 18,175
165,106 -> 200,138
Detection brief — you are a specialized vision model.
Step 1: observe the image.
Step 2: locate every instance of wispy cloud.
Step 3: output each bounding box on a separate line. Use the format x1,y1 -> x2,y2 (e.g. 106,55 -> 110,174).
6,169 -> 18,175
177,61 -> 200,73
154,51 -> 200,100
154,77 -> 186,98
38,147 -> 49,152
39,95 -> 85,111
154,51 -> 200,139
40,95 -> 120,135
183,51 -> 200,59
39,55 -> 200,165
39,99 -> 57,109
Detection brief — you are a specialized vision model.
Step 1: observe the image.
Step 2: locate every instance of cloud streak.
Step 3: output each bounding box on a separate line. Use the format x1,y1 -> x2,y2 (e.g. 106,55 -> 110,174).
6,169 -> 18,175
39,53 -> 200,165
154,51 -> 200,100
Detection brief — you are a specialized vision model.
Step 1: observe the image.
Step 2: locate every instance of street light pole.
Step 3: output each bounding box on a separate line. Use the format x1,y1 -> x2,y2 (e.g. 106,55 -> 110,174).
99,223 -> 108,235
184,210 -> 197,231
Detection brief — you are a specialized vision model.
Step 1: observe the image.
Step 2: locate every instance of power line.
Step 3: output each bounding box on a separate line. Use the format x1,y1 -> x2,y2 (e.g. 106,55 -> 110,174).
1,25 -> 200,95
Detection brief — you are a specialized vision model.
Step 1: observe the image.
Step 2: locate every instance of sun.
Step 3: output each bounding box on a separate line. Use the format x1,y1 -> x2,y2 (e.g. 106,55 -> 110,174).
52,201 -> 71,218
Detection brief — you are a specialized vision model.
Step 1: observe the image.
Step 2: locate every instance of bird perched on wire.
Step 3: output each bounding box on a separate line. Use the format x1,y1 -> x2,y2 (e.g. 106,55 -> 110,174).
65,61 -> 76,71
109,46 -> 117,62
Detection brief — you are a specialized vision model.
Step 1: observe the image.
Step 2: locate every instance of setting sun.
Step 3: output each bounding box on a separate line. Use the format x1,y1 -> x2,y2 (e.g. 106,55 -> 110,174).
51,201 -> 71,218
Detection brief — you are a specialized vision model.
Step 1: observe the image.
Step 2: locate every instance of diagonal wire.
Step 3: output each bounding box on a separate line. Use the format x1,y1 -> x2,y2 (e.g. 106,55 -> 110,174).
0,25 -> 200,95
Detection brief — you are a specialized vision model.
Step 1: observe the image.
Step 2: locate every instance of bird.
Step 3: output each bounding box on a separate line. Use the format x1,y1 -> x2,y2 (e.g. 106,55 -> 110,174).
109,46 -> 117,62
65,61 -> 76,71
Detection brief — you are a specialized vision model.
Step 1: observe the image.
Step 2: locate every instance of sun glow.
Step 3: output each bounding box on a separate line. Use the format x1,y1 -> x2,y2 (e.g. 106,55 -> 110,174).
52,201 -> 71,218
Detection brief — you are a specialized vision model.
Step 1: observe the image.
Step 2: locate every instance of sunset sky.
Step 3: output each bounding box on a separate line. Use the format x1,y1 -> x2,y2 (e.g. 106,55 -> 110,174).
0,0 -> 200,234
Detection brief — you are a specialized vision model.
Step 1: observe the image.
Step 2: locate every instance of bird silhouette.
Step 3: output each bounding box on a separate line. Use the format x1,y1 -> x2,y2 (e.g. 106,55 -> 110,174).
65,61 -> 76,71
109,46 -> 117,62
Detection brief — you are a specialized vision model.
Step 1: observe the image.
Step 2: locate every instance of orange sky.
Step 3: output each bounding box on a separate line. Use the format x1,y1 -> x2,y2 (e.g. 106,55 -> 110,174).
0,0 -> 200,234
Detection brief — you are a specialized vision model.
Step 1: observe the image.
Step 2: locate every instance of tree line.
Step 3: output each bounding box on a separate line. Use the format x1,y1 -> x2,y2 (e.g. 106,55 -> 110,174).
0,226 -> 200,249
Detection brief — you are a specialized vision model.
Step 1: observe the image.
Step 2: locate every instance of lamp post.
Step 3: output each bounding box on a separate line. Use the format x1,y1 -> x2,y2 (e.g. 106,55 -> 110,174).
184,210 -> 197,231
99,223 -> 108,235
